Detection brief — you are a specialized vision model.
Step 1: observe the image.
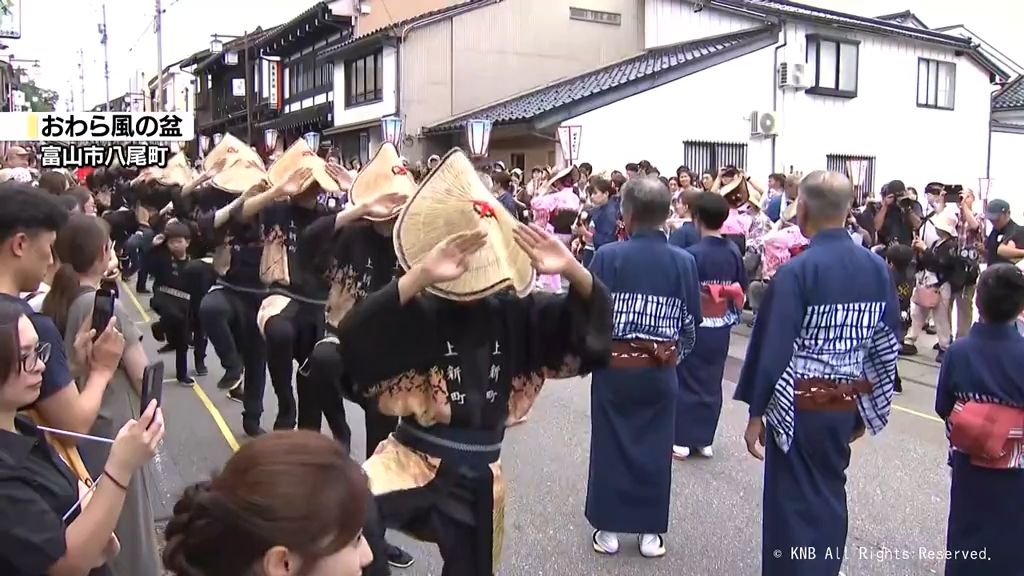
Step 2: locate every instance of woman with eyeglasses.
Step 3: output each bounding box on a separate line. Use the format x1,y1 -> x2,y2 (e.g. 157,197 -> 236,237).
0,300 -> 164,576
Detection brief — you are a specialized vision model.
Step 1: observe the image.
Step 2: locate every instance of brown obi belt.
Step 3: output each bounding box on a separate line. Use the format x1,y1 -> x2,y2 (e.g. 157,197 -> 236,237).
700,282 -> 745,318
610,340 -> 678,368
949,401 -> 1024,469
794,378 -> 872,411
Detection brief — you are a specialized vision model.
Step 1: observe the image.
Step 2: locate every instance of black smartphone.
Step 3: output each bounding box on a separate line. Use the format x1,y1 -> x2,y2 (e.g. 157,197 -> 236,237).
140,361 -> 164,416
91,284 -> 116,341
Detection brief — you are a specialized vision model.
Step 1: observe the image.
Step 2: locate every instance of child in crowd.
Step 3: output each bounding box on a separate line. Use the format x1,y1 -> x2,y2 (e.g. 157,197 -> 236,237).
150,220 -> 207,385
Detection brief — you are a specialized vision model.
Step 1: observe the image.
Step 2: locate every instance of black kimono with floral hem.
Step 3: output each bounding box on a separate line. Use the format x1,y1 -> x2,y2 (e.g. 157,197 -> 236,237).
337,278 -> 612,574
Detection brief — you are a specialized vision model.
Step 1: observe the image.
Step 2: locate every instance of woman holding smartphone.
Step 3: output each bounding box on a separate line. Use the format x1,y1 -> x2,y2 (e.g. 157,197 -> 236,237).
42,214 -> 162,575
0,300 -> 164,575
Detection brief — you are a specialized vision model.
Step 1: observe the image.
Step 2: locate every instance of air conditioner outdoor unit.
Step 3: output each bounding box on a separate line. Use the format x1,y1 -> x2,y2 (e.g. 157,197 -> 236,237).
778,61 -> 809,90
750,111 -> 781,137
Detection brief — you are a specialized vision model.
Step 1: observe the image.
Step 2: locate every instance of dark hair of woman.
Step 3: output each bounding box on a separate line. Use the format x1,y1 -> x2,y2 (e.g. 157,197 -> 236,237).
65,186 -> 93,211
675,165 -> 691,180
975,264 -> 1024,325
55,193 -> 80,213
162,430 -> 370,576
0,300 -> 25,381
591,177 -> 613,196
692,191 -> 731,231
41,213 -> 111,334
38,170 -> 69,196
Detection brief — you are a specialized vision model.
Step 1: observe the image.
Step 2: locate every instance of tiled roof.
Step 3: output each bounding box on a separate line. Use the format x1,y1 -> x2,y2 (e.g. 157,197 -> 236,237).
994,76 -> 1024,110
424,25 -> 778,133
715,0 -> 970,48
874,10 -> 928,29
321,0 -> 500,58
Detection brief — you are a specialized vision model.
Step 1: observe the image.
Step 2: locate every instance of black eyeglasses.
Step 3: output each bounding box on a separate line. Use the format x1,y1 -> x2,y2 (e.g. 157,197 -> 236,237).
20,341 -> 50,372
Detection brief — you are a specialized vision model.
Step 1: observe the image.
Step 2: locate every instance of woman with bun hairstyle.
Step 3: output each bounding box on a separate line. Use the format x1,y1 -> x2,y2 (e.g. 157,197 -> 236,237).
936,264 -> 1024,575
163,430 -> 373,576
0,300 -> 164,576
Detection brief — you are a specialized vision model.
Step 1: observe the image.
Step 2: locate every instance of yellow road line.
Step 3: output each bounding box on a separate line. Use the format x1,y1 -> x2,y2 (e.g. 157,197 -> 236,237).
892,404 -> 943,423
191,383 -> 240,452
120,281 -> 240,452
118,280 -> 150,323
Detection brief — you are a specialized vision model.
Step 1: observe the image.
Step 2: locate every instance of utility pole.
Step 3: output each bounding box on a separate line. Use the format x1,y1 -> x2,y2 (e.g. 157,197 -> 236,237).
155,0 -> 164,111
100,4 -> 111,111
77,49 -> 86,110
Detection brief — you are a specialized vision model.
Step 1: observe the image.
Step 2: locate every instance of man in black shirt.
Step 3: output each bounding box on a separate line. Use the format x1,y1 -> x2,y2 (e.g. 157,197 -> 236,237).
872,180 -> 923,247
983,199 -> 1024,265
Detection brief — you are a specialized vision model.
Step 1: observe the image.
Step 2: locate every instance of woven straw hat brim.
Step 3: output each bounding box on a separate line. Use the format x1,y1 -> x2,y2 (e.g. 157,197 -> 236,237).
268,139 -> 340,195
204,134 -> 264,172
349,143 -> 416,222
545,164 -> 580,188
211,158 -> 268,195
156,153 -> 194,187
394,148 -> 535,302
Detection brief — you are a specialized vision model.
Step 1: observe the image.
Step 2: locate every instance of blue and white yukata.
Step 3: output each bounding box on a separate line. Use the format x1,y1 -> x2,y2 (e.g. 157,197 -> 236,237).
734,228 -> 901,576
586,229 -> 702,535
675,236 -> 748,449
936,322 -> 1024,576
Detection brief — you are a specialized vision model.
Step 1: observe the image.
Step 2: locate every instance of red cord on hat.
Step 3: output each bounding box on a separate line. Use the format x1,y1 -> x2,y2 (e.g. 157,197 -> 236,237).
392,165 -> 408,175
472,200 -> 496,219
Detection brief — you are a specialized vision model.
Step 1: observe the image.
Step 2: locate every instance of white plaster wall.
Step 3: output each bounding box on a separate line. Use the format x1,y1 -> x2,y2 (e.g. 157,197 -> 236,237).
331,44 -> 398,129
990,130 -> 1024,213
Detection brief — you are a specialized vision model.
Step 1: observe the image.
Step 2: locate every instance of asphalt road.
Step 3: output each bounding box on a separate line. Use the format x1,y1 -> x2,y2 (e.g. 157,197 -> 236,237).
120,283 -> 956,576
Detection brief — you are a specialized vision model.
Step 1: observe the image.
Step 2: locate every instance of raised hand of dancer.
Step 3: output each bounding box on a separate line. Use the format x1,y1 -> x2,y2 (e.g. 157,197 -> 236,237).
513,223 -> 575,275
399,230 -> 487,304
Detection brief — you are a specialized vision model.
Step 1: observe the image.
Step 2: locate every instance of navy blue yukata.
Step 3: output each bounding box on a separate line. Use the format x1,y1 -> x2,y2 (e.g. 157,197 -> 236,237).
675,236 -> 748,449
585,229 -> 702,534
734,228 -> 901,576
936,322 -> 1024,576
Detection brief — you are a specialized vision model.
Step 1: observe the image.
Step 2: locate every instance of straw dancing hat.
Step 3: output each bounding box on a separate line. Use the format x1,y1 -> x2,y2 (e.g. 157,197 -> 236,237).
210,157 -> 269,195
348,142 -> 416,221
267,139 -> 340,195
719,178 -> 751,206
156,152 -> 195,187
394,148 -> 535,302
204,133 -> 264,172
546,164 -> 581,189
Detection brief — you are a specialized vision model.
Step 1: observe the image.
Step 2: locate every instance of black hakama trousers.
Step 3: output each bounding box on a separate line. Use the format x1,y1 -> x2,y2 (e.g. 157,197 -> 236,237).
945,451 -> 1024,575
763,410 -> 858,576
674,326 -> 731,448
586,365 -> 676,534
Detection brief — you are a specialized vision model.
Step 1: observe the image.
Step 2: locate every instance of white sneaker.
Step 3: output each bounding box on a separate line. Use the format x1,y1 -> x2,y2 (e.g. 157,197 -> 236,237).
698,446 -> 714,458
592,530 -> 619,555
639,534 -> 666,558
672,445 -> 690,460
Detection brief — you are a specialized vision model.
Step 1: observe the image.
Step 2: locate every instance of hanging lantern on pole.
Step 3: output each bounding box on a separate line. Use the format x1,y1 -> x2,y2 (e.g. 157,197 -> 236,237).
303,131 -> 321,152
381,116 -> 403,147
212,133 -> 224,146
465,119 -> 493,157
263,129 -> 279,154
199,135 -> 211,154
557,125 -> 583,166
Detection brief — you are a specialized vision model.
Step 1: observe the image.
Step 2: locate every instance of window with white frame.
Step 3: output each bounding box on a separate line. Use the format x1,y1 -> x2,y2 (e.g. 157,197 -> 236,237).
917,58 -> 956,110
806,34 -> 859,98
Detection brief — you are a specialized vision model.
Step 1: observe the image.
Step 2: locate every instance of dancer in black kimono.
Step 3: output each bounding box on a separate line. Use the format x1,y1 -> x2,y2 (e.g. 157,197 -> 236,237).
337,150 -> 612,576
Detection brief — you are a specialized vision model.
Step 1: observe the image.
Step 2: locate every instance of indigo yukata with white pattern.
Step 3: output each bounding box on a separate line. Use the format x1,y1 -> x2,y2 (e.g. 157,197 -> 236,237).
734,227 -> 901,576
585,229 -> 702,535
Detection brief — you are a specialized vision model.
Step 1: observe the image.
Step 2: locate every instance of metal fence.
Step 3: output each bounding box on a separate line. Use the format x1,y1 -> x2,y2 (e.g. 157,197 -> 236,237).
826,153 -> 877,199
681,141 -> 748,175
